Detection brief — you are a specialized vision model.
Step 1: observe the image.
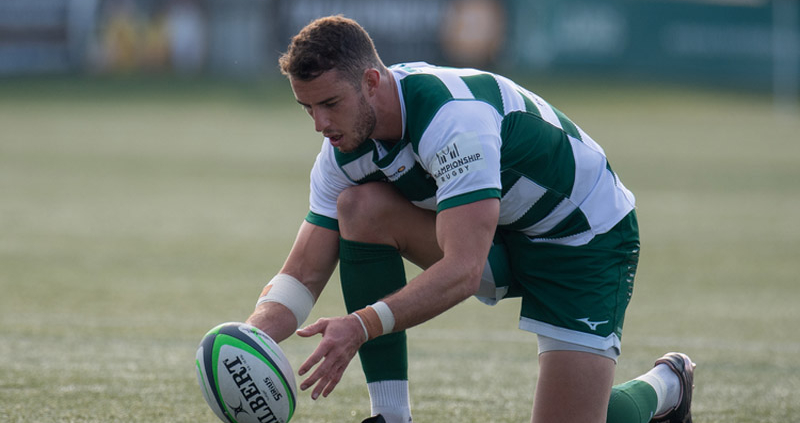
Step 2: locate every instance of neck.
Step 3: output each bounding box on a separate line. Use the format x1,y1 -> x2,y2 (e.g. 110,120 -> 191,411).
370,68 -> 403,143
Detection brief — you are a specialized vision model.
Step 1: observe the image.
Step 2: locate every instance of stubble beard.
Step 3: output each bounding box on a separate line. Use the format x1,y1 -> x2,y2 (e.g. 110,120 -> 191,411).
339,95 -> 376,153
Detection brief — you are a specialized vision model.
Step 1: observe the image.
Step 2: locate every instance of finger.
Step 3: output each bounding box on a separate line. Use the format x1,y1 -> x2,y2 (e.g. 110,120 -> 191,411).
300,350 -> 332,392
298,342 -> 329,377
321,365 -> 344,398
300,368 -> 321,392
310,364 -> 343,400
296,319 -> 326,337
302,348 -> 343,398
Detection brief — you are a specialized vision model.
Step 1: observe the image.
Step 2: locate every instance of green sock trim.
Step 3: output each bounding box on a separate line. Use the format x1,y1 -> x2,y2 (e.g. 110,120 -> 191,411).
607,380 -> 659,423
338,238 -> 399,263
339,238 -> 408,381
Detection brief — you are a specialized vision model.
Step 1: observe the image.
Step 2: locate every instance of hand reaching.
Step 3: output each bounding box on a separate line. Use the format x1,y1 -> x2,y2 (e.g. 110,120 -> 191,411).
295,314 -> 366,400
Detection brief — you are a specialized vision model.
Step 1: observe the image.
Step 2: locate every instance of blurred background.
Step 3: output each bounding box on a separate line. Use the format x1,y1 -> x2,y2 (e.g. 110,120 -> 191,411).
1,1 -> 799,422
1,0 -> 797,104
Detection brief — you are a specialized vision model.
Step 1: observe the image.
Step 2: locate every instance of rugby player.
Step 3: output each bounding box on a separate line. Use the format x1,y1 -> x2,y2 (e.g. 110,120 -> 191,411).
246,15 -> 695,423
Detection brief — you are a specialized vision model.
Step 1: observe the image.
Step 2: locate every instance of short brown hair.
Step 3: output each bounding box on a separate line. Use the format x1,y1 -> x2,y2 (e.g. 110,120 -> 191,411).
279,16 -> 384,86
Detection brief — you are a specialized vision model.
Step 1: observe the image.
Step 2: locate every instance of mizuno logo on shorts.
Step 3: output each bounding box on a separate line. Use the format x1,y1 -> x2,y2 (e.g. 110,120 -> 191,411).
576,317 -> 609,331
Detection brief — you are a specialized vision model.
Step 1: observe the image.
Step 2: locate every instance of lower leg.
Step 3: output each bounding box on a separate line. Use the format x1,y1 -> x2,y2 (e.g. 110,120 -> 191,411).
531,349 -> 692,423
532,351 -> 616,423
606,379 -> 659,423
339,238 -> 411,422
337,183 -> 442,422
607,352 -> 696,423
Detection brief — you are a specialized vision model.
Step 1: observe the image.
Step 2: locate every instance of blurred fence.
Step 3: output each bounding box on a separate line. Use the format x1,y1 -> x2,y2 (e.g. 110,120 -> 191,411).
0,0 -> 797,95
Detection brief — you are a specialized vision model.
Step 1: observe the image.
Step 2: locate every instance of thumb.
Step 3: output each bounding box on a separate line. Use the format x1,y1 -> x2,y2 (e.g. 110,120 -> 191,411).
296,318 -> 327,338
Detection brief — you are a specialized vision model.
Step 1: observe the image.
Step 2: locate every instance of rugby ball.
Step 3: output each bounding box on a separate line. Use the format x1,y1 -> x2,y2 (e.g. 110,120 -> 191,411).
195,322 -> 297,423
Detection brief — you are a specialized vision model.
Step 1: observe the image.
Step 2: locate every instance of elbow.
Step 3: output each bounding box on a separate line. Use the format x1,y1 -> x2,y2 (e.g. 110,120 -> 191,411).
459,264 -> 484,300
438,253 -> 488,302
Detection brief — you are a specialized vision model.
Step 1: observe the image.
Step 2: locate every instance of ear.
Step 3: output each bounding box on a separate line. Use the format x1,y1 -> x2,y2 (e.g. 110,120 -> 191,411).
363,68 -> 380,96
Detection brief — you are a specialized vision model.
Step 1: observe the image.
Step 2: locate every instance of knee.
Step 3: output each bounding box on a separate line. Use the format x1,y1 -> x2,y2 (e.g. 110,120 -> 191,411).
337,183 -> 394,220
337,182 -> 399,240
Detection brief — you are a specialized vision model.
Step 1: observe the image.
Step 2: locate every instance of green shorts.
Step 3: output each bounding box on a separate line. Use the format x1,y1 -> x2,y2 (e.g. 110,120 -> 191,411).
477,211 -> 640,355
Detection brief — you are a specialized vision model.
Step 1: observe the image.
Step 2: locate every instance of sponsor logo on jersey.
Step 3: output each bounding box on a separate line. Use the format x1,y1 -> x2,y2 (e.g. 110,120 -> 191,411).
386,165 -> 408,180
431,132 -> 486,184
382,144 -> 416,181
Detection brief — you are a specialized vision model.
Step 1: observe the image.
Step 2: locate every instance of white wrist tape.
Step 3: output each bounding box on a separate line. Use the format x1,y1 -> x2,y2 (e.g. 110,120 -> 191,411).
371,301 -> 395,335
256,274 -> 315,329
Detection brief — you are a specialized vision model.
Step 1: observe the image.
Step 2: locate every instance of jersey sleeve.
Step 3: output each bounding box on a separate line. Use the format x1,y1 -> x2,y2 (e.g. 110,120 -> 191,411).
306,140 -> 355,231
416,101 -> 503,212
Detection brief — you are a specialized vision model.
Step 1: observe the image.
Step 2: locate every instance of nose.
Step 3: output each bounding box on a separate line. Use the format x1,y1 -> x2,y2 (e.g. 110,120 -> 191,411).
312,107 -> 330,133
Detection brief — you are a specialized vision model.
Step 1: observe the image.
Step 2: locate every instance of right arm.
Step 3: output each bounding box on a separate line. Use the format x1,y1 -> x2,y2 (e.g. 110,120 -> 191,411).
246,220 -> 340,343
247,140 -> 352,342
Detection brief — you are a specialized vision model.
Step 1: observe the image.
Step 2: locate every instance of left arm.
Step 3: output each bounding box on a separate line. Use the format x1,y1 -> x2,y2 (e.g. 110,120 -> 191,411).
296,197 -> 499,399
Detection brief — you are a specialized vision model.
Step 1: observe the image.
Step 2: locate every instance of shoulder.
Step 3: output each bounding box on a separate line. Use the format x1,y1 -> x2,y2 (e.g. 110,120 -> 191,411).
394,64 -> 507,146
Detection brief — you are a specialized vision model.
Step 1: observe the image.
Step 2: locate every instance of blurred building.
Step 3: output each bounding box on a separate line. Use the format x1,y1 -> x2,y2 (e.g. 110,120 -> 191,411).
0,0 -> 797,95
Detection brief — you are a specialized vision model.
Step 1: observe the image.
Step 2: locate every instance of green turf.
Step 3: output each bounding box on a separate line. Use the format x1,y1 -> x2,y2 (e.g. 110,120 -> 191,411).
1,76 -> 798,422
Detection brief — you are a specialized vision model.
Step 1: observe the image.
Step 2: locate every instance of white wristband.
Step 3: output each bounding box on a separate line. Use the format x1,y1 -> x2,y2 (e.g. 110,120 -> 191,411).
371,301 -> 395,335
351,312 -> 369,342
256,274 -> 315,329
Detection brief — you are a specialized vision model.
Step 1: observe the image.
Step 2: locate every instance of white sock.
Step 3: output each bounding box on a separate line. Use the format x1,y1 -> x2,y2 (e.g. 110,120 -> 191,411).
367,380 -> 412,423
635,363 -> 681,416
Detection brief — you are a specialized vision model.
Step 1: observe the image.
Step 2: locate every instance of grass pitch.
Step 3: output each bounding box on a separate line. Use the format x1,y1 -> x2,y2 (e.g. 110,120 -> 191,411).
0,77 -> 798,422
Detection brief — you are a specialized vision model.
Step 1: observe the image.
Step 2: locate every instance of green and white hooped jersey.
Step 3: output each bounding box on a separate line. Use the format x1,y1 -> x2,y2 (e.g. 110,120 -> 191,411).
306,62 -> 635,247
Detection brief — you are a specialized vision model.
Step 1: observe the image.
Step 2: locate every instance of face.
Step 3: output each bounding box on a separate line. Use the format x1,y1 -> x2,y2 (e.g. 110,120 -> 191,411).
291,69 -> 376,153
